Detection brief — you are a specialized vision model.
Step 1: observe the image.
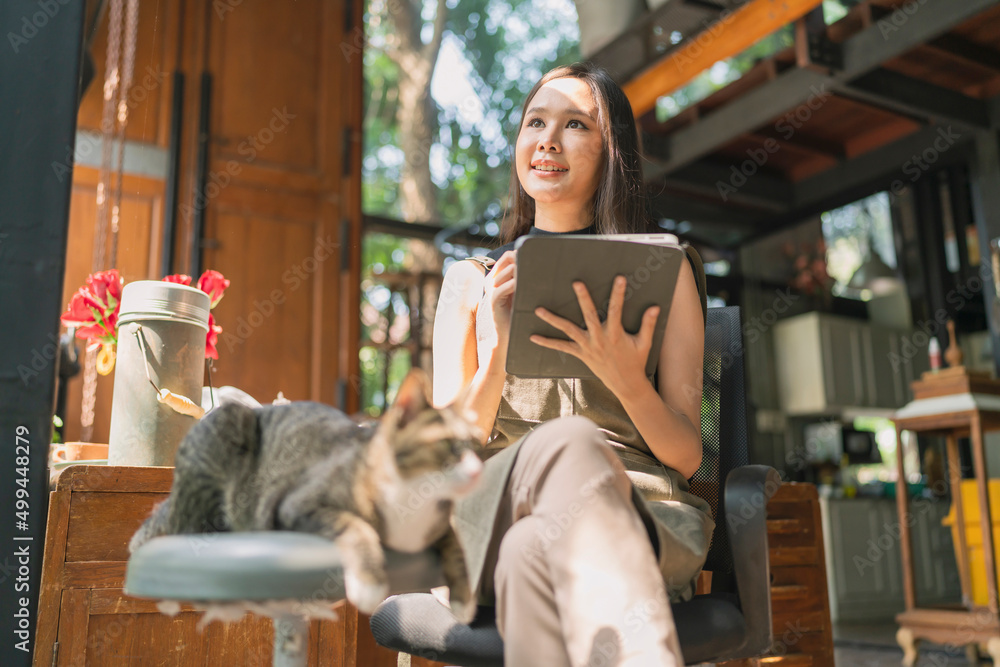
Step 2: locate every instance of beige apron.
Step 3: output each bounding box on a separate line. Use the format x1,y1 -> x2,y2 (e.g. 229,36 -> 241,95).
453,244 -> 716,604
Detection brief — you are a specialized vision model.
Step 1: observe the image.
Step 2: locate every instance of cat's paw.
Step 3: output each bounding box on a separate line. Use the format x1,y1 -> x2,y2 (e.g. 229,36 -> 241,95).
449,597 -> 477,625
345,572 -> 389,614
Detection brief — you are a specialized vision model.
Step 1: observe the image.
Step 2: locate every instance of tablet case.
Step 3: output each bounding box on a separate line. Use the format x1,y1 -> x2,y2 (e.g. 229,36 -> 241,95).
505,234 -> 685,378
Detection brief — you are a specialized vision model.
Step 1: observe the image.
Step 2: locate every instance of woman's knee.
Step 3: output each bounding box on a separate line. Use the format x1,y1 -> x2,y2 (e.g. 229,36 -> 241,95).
494,517 -> 549,594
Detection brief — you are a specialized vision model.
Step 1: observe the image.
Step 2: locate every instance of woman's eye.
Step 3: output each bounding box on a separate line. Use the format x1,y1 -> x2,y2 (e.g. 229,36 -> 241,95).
567,119 -> 587,129
527,117 -> 544,128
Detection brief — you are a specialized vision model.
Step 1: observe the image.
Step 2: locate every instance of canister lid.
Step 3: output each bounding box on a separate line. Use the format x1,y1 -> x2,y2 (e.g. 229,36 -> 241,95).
117,281 -> 211,331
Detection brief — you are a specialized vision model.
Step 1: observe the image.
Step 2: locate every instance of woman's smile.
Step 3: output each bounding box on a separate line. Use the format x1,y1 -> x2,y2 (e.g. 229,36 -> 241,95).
530,158 -> 570,176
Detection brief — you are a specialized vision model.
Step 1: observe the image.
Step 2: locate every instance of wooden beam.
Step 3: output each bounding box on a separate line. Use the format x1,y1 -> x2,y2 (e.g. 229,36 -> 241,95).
586,0 -> 720,84
654,158 -> 794,210
738,124 -> 975,243
622,0 -> 825,117
841,117 -> 922,160
795,124 -> 972,210
751,126 -> 846,159
927,34 -> 1000,74
837,68 -> 992,129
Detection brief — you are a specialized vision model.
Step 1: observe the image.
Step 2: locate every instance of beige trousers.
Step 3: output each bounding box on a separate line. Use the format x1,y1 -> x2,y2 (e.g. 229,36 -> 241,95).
480,416 -> 684,667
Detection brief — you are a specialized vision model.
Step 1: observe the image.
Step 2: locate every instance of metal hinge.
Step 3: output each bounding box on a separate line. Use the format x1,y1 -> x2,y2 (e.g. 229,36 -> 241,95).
340,218 -> 351,271
344,0 -> 355,32
342,127 -> 353,177
52,642 -> 58,667
336,378 -> 348,411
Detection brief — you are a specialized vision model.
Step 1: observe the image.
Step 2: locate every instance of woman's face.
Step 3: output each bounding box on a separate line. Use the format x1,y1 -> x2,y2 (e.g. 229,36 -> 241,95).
515,77 -> 604,210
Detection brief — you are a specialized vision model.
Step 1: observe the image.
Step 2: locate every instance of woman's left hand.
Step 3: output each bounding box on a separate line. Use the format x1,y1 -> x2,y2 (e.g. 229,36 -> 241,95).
530,275 -> 659,400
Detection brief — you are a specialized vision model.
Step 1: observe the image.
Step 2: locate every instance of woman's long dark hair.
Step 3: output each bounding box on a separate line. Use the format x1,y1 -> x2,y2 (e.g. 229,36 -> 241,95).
500,62 -> 652,244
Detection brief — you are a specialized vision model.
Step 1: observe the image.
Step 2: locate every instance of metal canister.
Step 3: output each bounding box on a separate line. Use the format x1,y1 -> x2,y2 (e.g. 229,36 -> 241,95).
108,281 -> 210,466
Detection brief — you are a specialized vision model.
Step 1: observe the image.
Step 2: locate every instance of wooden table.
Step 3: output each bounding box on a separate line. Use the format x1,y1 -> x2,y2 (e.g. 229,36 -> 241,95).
893,390 -> 1000,666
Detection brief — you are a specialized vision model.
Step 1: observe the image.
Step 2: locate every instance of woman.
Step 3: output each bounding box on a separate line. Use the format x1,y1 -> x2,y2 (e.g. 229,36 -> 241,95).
432,62 -> 713,666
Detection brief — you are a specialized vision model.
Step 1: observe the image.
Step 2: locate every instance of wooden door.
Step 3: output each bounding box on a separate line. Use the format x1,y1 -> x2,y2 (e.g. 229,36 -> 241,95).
60,0 -> 364,442
194,0 -> 362,406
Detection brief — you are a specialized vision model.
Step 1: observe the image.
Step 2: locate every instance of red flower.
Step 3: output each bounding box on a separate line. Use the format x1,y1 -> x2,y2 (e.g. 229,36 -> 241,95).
85,270 -> 123,309
197,270 -> 230,308
61,289 -> 94,326
61,276 -> 119,346
63,268 -> 231,362
205,313 -> 222,360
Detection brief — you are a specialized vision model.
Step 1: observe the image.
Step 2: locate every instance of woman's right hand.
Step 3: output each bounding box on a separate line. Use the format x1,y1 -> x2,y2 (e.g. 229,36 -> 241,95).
483,250 -> 517,350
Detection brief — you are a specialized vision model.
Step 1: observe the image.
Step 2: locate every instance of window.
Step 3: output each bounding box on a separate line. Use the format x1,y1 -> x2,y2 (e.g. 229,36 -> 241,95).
360,0 -> 580,414
821,191 -> 898,300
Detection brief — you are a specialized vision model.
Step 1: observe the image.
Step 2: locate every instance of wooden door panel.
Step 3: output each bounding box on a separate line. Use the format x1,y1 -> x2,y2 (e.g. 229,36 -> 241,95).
85,607 -> 279,667
204,210 -> 321,402
65,491 -> 167,563
208,0 -> 324,174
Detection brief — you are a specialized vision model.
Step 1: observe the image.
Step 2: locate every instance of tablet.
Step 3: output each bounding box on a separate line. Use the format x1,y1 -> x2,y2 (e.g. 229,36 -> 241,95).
505,233 -> 685,378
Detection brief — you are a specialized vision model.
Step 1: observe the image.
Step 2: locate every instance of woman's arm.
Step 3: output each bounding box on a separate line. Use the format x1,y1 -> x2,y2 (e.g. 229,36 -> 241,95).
620,259 -> 704,478
432,253 -> 517,443
529,259 -> 705,478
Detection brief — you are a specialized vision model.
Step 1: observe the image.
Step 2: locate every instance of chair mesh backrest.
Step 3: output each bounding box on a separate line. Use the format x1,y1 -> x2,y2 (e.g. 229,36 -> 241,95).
688,306 -> 750,580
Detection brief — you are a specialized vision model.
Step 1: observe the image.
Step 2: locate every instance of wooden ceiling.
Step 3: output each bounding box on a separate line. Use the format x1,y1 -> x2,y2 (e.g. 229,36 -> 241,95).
596,0 -> 1000,248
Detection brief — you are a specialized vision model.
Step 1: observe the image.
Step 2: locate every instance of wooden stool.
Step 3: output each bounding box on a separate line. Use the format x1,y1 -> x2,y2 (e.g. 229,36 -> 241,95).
893,368 -> 1000,666
125,532 -> 445,666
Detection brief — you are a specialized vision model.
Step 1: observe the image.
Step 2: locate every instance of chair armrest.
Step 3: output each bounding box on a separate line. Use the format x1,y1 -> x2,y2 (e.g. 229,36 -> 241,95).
723,465 -> 782,659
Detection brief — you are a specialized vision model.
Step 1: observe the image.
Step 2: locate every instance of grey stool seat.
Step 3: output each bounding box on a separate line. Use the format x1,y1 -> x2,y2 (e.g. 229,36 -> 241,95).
125,531 -> 445,666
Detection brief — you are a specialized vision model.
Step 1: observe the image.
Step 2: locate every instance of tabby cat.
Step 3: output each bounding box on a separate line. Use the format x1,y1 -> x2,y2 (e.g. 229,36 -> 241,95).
129,369 -> 483,621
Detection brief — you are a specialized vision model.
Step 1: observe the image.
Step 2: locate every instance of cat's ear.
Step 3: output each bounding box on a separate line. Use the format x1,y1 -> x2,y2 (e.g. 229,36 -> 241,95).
389,368 -> 432,427
448,383 -> 478,426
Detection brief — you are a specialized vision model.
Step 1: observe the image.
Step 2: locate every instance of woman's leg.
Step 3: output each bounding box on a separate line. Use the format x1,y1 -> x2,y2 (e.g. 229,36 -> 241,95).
487,416 -> 683,667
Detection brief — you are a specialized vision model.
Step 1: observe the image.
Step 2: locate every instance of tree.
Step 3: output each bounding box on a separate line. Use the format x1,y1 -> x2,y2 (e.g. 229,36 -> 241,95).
364,0 -> 580,227
380,0 -> 447,222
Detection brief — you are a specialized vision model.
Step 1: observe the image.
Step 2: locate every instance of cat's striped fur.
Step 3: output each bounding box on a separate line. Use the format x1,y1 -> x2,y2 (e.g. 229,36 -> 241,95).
129,370 -> 483,620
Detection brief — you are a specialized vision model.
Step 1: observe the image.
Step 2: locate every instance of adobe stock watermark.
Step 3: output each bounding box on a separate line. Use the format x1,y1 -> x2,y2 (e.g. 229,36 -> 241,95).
7,0 -> 73,54
726,474 -> 784,535
16,332 -> 63,386
341,26 -> 365,63
518,468 -> 617,564
877,0 -> 931,40
887,126 -> 961,203
888,254 -> 992,372
213,0 -> 243,20
670,8 -> 738,74
784,417 -> 841,474
688,286 -> 799,404
587,594 -> 672,666
853,477 -> 950,576
180,106 -> 296,223
218,233 -> 338,352
716,84 -> 832,202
